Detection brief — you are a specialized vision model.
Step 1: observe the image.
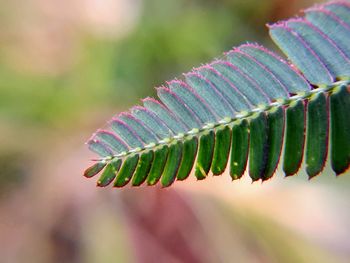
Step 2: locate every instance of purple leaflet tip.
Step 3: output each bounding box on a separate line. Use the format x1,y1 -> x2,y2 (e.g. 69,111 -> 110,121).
131,105 -> 145,113
303,4 -> 324,13
193,63 -> 213,72
285,17 -> 307,24
238,42 -> 262,50
183,71 -> 201,79
267,20 -> 289,29
322,0 -> 350,9
156,86 -> 171,95
166,79 -> 183,86
142,97 -> 159,104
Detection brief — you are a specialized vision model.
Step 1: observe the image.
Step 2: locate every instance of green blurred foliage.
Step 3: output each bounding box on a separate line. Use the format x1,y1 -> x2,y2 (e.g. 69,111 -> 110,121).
0,0 -> 274,127
113,0 -> 272,101
0,40 -> 117,125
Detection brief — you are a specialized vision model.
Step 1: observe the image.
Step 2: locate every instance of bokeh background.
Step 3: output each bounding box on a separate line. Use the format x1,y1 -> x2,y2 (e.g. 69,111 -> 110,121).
1,0 -> 350,262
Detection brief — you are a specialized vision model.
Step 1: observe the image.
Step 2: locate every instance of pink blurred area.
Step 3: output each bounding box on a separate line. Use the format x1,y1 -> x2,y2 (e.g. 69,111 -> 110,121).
0,0 -> 349,262
1,0 -> 140,74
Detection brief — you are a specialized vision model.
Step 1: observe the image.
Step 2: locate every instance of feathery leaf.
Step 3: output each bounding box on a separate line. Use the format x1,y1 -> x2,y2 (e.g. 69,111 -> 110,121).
84,0 -> 350,188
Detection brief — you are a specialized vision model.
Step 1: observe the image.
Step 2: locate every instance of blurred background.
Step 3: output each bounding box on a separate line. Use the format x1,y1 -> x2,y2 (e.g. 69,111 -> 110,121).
0,0 -> 350,262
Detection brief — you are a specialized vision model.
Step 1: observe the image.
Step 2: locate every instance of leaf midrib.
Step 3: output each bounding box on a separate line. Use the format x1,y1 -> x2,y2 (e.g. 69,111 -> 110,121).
97,80 -> 349,164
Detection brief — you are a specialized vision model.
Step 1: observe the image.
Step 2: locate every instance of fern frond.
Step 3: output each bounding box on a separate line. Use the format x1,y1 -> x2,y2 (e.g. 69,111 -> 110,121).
84,0 -> 350,188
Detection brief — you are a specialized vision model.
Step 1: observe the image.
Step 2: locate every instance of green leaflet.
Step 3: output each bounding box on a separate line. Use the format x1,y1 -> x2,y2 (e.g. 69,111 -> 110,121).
110,120 -> 144,148
330,85 -> 350,174
196,66 -> 251,111
97,159 -> 122,187
227,51 -> 289,100
118,114 -> 158,144
211,61 -> 270,106
132,151 -> 154,186
185,74 -> 235,118
305,8 -> 350,60
88,140 -> 113,157
195,131 -> 215,180
239,45 -> 310,94
114,155 -> 139,187
306,93 -> 329,178
269,25 -> 333,85
161,142 -> 183,187
323,2 -> 350,27
95,131 -> 128,153
211,126 -> 231,175
283,100 -> 305,176
84,162 -> 107,178
157,88 -> 201,129
169,81 -> 217,124
147,145 -> 169,185
143,98 -> 187,134
230,120 -> 249,180
177,137 -> 198,181
132,106 -> 172,139
249,113 -> 269,181
287,20 -> 350,79
264,107 -> 284,181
